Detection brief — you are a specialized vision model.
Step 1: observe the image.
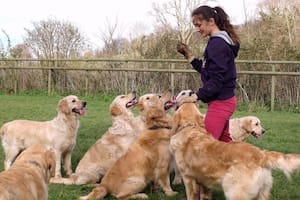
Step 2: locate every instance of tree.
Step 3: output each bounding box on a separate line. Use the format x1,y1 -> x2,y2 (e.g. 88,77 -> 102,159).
0,30 -> 11,58
97,17 -> 130,56
150,0 -> 214,44
24,18 -> 86,59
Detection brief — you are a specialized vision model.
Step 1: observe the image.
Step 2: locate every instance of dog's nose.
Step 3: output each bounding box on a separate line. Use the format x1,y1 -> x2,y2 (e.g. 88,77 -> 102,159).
83,102 -> 87,107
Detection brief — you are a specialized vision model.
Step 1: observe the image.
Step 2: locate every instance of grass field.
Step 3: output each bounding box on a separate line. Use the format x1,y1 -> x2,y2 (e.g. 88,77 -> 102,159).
0,94 -> 299,200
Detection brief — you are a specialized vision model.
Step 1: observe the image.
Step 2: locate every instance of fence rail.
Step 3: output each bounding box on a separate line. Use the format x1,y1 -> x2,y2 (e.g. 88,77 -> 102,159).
1,59 -> 300,111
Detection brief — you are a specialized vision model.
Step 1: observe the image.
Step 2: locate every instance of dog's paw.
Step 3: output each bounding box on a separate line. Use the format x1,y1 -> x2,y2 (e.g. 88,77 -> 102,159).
165,190 -> 178,196
78,195 -> 89,200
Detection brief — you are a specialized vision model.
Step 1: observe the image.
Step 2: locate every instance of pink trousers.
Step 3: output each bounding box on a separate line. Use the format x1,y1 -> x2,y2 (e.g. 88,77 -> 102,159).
204,96 -> 237,142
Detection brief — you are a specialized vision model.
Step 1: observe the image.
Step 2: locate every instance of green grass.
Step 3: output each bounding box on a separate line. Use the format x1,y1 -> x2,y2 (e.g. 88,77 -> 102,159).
0,94 -> 300,200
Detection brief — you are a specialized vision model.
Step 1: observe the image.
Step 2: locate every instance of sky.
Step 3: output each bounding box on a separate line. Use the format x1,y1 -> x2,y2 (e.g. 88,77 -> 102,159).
0,0 -> 261,49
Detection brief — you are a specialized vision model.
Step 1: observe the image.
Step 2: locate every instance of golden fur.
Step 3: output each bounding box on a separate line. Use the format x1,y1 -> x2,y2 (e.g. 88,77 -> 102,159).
0,144 -> 55,200
0,95 -> 86,178
79,92 -> 177,200
170,89 -> 300,200
51,92 -> 142,185
230,116 -> 265,142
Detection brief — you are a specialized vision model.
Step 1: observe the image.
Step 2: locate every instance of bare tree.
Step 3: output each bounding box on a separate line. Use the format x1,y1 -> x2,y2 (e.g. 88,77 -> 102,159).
258,0 -> 300,46
0,30 -> 11,58
150,0 -> 214,44
97,17 -> 129,56
24,18 -> 86,59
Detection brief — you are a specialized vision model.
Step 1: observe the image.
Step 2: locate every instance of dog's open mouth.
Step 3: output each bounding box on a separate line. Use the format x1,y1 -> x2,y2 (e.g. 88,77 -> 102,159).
126,97 -> 138,108
164,97 -> 176,110
72,107 -> 86,115
251,131 -> 262,140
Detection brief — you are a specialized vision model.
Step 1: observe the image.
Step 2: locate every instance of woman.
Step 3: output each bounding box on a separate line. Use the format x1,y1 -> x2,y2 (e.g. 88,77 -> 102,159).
177,5 -> 240,143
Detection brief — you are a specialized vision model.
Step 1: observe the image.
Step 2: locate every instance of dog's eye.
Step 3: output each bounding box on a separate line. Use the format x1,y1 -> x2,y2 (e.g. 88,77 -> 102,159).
72,99 -> 76,103
182,92 -> 186,96
158,95 -> 162,98
120,96 -> 125,98
146,97 -> 150,100
255,123 -> 259,126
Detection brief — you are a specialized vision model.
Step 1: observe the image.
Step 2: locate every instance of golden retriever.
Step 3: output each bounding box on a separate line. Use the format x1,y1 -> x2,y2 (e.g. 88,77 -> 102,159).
0,95 -> 86,178
170,89 -> 300,200
0,144 -> 55,200
51,91 -> 142,185
229,116 -> 265,142
172,116 -> 265,185
78,92 -> 177,200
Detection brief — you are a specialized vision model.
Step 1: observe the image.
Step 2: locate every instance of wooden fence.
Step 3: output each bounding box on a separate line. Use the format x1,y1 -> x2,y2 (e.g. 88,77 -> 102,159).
0,59 -> 300,111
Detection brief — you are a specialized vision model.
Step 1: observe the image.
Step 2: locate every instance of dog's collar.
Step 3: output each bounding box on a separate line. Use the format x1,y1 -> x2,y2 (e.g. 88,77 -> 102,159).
26,160 -> 42,169
148,125 -> 172,130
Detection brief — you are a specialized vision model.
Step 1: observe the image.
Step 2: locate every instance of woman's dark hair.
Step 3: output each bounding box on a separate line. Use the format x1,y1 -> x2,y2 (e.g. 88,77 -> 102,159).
192,5 -> 240,44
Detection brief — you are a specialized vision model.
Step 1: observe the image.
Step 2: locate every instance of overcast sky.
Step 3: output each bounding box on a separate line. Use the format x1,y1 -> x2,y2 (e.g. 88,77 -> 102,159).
0,0 -> 260,49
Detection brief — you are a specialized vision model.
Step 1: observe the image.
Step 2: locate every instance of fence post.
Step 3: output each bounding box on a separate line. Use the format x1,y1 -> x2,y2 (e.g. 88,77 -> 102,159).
13,60 -> 18,94
48,69 -> 52,96
85,70 -> 89,96
170,63 -> 175,95
270,65 -> 276,111
124,61 -> 128,94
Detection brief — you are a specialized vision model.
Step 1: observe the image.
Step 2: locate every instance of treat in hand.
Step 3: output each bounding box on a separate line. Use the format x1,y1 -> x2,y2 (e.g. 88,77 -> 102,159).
176,42 -> 194,62
176,42 -> 189,58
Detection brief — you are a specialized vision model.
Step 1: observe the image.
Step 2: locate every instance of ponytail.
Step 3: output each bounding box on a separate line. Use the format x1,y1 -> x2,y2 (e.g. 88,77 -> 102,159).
192,5 -> 240,44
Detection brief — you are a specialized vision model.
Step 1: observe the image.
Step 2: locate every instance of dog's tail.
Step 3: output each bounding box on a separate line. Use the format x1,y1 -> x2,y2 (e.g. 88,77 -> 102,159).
264,150 -> 300,179
78,185 -> 107,200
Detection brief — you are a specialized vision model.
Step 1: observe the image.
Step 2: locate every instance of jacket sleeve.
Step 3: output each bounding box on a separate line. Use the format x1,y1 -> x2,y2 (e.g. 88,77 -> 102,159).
197,40 -> 231,103
190,58 -> 203,73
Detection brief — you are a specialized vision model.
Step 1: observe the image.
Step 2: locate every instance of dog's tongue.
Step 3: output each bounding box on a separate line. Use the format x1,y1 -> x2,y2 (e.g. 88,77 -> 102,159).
172,95 -> 176,103
257,135 -> 262,140
79,109 -> 86,116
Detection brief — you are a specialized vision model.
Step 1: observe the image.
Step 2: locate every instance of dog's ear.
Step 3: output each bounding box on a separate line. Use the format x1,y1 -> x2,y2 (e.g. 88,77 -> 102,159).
57,99 -> 70,114
241,118 -> 252,132
196,114 -> 205,128
110,104 -> 122,116
171,112 -> 181,135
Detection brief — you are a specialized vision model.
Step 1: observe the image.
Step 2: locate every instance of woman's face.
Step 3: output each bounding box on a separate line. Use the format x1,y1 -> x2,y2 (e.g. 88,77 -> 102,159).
192,15 -> 215,37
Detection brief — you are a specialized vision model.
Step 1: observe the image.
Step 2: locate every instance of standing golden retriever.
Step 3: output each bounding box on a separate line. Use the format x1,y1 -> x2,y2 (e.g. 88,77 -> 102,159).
230,116 -> 265,142
170,89 -> 300,200
51,92 -> 142,185
0,95 -> 86,178
78,92 -> 177,200
0,144 -> 55,200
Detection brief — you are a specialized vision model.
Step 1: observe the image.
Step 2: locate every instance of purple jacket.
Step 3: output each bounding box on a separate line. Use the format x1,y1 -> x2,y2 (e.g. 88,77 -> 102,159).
191,31 -> 240,103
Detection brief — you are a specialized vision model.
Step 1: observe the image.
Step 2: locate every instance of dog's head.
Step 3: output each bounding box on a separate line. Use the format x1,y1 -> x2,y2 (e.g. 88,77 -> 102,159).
57,95 -> 87,116
137,91 -> 174,117
138,91 -> 174,129
175,90 -> 198,108
109,91 -> 138,116
15,144 -> 56,182
241,116 -> 265,139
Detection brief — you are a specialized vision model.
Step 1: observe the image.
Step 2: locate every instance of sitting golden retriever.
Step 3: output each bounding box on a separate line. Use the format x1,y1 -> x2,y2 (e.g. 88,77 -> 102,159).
170,89 -> 300,200
172,115 -> 266,186
229,115 -> 265,142
0,144 -> 55,200
0,95 -> 86,178
51,92 -> 142,185
79,92 -> 177,200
